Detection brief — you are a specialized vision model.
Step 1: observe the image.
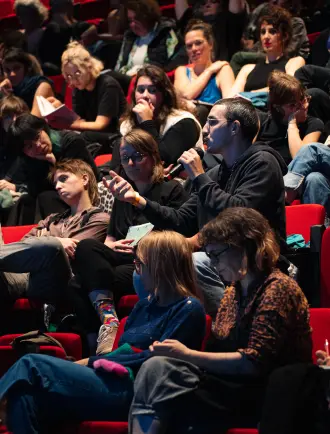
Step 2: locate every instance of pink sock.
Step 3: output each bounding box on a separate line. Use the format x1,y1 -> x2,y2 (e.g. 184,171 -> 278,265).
93,359 -> 129,377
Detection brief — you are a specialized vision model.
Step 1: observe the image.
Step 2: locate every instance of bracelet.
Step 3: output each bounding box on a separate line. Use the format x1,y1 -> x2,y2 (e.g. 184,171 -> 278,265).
132,192 -> 140,207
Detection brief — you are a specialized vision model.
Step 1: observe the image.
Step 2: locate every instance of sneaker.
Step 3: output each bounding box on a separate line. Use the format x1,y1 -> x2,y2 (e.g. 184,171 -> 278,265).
96,324 -> 119,355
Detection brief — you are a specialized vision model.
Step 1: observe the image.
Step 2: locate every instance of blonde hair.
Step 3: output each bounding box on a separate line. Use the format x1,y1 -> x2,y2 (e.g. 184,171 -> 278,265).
136,231 -> 201,300
122,129 -> 164,183
61,41 -> 104,81
49,159 -> 99,206
14,0 -> 49,24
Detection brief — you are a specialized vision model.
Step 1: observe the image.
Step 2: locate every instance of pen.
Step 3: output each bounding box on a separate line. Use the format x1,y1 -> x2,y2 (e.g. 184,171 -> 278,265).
325,339 -> 329,357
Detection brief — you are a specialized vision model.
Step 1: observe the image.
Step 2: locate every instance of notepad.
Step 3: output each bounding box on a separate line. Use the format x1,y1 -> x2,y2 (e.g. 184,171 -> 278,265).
125,223 -> 154,247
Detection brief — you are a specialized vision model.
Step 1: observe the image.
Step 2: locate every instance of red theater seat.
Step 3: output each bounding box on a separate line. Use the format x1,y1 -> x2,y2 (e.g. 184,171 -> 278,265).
310,308 -> 330,363
94,154 -> 112,166
286,204 -> 325,243
2,225 -> 36,243
321,228 -> 330,307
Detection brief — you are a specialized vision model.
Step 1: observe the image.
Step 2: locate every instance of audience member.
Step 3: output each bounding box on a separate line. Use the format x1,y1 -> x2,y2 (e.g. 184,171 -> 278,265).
48,42 -> 126,151
175,0 -> 247,61
230,6 -> 305,96
4,114 -> 98,223
13,0 -> 48,58
258,70 -> 323,165
113,0 -> 180,93
0,49 -> 54,117
130,207 -> 312,434
38,0 -> 95,75
242,0 -> 309,59
107,98 -> 287,317
0,96 -> 29,185
0,231 -> 206,432
0,159 -> 109,330
308,25 -> 330,67
109,64 -> 203,169
174,20 -> 235,125
71,129 -> 188,355
294,64 -> 330,124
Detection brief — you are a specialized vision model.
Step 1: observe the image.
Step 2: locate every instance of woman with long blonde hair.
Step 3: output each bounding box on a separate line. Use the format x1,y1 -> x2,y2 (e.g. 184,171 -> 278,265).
47,41 -> 127,151
0,230 -> 205,433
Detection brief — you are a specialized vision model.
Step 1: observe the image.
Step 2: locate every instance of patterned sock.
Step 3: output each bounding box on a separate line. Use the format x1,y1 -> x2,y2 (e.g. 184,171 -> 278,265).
93,299 -> 119,327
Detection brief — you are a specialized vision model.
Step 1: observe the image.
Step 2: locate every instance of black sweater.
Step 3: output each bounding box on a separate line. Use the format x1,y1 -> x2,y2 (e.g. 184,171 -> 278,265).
142,142 -> 287,245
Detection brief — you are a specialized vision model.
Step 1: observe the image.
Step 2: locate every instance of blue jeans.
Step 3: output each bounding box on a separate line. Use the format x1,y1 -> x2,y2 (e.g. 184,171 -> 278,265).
133,252 -> 225,319
284,143 -> 330,213
1,354 -> 133,434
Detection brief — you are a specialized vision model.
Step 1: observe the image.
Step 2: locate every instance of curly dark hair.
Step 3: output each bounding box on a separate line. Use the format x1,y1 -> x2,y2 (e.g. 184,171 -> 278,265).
257,5 -> 293,51
126,0 -> 160,31
121,64 -> 189,129
199,207 -> 280,274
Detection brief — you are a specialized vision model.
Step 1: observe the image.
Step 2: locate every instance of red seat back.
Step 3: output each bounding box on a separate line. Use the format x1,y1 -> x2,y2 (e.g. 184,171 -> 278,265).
307,32 -> 321,45
310,308 -> 330,363
94,154 -> 112,167
2,225 -> 37,243
0,332 -> 82,360
112,317 -> 128,351
286,204 -> 325,243
321,228 -> 330,307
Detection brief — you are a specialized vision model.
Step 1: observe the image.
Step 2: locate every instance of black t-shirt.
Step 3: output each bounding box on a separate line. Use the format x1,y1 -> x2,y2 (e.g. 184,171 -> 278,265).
108,178 -> 188,240
73,73 -> 127,133
258,112 -> 324,165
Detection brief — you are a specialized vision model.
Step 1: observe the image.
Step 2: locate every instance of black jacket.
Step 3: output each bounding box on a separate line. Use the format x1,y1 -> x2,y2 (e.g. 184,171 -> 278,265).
116,17 -> 180,71
142,142 -> 287,245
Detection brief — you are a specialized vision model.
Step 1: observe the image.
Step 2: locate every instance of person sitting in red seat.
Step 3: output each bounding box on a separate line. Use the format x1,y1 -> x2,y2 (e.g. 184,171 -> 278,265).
0,159 -> 109,332
130,207 -> 312,434
0,231 -> 205,433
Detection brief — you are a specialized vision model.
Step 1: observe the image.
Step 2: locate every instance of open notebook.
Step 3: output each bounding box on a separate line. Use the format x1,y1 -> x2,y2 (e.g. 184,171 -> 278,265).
125,223 -> 154,247
37,96 -> 79,125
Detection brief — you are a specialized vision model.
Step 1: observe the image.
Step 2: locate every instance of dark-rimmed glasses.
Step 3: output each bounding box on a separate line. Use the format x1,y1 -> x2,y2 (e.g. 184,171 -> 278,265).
120,152 -> 145,165
204,245 -> 230,262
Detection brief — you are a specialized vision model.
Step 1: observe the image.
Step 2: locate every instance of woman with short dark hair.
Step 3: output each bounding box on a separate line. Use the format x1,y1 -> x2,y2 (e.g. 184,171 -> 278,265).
230,5 -> 305,95
130,207 -> 312,434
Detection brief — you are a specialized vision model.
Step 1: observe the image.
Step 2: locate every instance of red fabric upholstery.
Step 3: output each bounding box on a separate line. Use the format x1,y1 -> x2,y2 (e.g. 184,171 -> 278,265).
321,228 -> 330,307
285,204 -> 325,242
117,295 -> 139,319
112,317 -> 128,351
0,0 -> 13,19
65,85 -> 73,109
126,76 -> 136,104
94,154 -> 112,166
48,74 -> 66,97
307,32 -> 321,45
310,308 -> 330,363
0,345 -> 67,377
2,225 -> 36,244
0,333 -> 82,360
291,200 -> 301,205
166,69 -> 176,83
75,422 -> 257,433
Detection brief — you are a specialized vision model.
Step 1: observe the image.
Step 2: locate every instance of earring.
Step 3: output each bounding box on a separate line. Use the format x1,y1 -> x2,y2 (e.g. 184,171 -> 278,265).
238,268 -> 247,278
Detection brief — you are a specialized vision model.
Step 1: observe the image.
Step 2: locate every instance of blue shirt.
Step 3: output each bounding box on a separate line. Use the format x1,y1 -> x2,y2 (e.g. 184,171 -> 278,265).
186,67 -> 221,104
89,295 -> 206,372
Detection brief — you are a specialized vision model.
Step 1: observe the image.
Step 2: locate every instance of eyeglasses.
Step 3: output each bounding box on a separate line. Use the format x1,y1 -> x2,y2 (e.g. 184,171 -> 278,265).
204,245 -> 230,262
134,257 -> 145,275
120,152 -> 145,164
206,117 -> 228,127
136,85 -> 158,95
65,71 -> 82,81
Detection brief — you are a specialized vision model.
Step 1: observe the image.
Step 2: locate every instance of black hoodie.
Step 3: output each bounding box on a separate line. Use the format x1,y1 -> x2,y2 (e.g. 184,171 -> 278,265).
142,142 -> 287,246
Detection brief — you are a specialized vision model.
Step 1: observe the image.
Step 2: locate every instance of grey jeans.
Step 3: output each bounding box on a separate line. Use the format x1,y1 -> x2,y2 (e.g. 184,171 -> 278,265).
0,236 -> 72,302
